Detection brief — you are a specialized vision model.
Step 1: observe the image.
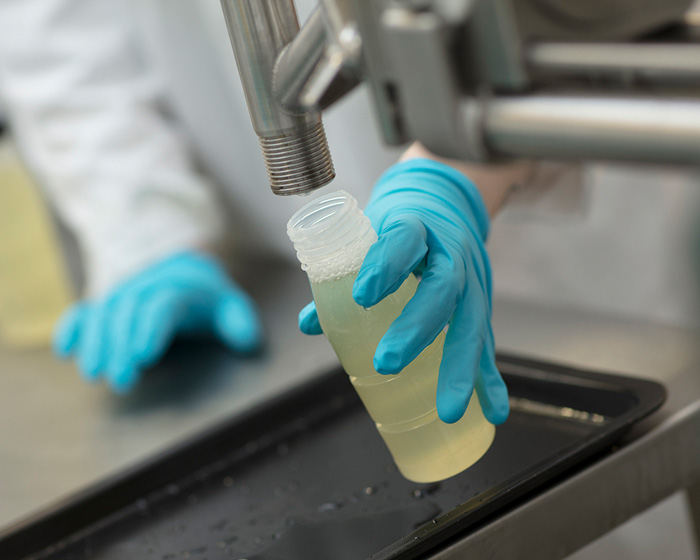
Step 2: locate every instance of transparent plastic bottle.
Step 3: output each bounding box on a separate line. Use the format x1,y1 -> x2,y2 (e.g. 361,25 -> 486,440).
288,190 -> 494,482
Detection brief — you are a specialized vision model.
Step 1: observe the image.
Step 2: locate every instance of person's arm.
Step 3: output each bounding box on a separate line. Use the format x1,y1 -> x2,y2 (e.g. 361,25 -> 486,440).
400,142 -> 535,217
0,0 -> 262,393
0,0 -> 222,296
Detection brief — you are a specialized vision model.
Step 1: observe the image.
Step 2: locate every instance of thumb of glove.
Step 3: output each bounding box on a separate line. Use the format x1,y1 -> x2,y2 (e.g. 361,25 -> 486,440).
213,290 -> 263,354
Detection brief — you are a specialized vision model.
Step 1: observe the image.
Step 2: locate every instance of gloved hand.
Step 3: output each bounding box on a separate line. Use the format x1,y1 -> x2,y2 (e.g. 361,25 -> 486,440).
53,252 -> 262,393
299,159 -> 509,425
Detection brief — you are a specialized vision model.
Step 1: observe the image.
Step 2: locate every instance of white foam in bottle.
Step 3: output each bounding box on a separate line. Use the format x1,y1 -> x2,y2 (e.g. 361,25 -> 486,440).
287,190 -> 494,482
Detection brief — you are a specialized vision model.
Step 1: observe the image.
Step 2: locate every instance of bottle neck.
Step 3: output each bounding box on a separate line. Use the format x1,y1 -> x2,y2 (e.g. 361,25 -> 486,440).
287,190 -> 377,283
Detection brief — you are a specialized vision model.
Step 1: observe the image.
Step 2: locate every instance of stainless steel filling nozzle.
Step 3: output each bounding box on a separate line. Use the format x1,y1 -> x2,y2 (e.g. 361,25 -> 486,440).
220,0 -> 335,196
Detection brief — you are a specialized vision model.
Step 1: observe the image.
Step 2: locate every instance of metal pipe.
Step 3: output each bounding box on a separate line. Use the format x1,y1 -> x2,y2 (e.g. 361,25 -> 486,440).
483,95 -> 700,164
528,43 -> 700,85
220,0 -> 334,196
274,8 -> 328,113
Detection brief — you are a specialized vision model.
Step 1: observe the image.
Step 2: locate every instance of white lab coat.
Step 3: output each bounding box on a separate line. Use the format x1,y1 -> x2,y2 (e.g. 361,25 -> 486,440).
0,0 -> 400,296
0,0 -> 698,327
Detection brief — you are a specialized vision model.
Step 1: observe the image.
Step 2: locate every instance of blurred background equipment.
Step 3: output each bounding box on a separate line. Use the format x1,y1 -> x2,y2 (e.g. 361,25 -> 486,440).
0,126 -> 72,348
221,0 -> 700,196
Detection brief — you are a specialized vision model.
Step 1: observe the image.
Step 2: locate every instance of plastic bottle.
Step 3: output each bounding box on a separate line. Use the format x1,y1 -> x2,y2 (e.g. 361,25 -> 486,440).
287,190 -> 494,482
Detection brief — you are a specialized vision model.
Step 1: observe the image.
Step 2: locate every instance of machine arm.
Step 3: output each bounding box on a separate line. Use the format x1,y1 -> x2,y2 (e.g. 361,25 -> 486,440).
221,0 -> 700,195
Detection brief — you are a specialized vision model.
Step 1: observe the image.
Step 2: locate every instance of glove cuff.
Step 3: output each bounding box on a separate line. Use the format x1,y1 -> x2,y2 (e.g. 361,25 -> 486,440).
374,158 -> 491,241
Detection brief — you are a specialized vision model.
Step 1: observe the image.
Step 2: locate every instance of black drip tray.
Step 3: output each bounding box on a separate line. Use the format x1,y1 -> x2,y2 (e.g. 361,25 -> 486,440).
0,354 -> 666,560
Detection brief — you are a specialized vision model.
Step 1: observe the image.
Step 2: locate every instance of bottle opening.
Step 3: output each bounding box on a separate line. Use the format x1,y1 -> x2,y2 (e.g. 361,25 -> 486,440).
288,191 -> 352,239
287,190 -> 376,283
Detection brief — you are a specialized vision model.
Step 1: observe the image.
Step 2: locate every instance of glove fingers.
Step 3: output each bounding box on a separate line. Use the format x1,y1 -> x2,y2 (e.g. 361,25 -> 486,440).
52,303 -> 88,358
435,268 -> 487,424
353,215 -> 428,308
108,361 -> 139,395
373,250 -> 461,375
475,324 -> 510,425
105,292 -> 144,394
214,291 -> 263,354
132,289 -> 184,370
299,301 -> 323,335
77,302 -> 111,382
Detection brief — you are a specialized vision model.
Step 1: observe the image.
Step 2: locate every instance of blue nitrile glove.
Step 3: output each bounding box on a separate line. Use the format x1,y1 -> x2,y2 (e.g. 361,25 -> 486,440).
53,252 -> 262,394
299,159 -> 508,425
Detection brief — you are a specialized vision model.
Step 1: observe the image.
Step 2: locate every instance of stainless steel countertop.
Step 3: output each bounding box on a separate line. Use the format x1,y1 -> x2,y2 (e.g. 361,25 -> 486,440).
1,260 -> 699,556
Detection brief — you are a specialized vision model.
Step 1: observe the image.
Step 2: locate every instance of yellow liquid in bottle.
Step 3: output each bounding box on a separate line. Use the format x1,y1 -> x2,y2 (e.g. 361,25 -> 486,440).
311,273 -> 495,483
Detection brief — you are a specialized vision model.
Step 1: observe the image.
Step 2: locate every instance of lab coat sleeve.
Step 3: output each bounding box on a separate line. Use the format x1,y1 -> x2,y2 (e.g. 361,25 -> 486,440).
0,0 -> 223,297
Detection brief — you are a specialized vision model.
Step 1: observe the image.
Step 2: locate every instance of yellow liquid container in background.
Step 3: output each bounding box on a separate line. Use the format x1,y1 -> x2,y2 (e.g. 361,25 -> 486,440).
0,139 -> 72,347
288,191 -> 494,483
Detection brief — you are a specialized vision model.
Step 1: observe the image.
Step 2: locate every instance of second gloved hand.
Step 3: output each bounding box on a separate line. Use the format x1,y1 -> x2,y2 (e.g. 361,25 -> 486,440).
299,159 -> 509,425
53,252 -> 262,393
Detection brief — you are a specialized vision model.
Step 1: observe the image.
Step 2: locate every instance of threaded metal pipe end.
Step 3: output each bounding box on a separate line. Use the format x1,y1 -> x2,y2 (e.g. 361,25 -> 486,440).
259,121 -> 335,196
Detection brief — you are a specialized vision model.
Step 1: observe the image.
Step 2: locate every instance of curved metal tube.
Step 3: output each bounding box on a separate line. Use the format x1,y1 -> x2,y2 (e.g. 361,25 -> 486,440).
220,0 -> 335,195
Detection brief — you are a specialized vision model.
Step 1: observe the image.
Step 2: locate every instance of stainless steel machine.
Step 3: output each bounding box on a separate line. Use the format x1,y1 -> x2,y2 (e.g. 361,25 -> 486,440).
220,0 -> 700,196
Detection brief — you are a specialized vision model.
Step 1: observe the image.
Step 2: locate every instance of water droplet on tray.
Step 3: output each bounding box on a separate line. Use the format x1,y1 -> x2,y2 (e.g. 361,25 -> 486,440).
276,443 -> 290,456
317,500 -> 345,513
209,518 -> 227,532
